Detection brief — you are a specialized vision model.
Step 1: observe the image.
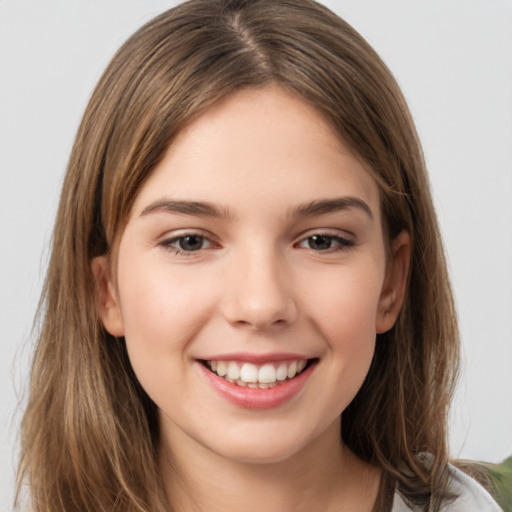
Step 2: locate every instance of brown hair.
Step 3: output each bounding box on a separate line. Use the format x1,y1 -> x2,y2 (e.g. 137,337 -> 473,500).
16,1 -> 460,510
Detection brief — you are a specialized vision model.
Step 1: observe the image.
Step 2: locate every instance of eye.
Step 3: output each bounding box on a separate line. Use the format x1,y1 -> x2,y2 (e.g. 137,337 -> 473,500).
161,234 -> 213,254
297,233 -> 355,252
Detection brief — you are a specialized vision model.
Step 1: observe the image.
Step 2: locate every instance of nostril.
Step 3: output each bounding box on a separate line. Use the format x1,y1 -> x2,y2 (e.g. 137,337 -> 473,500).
220,263 -> 298,329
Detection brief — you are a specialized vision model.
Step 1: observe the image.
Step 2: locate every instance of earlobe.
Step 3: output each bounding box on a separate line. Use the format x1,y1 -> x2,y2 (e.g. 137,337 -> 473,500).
376,231 -> 411,334
91,256 -> 125,337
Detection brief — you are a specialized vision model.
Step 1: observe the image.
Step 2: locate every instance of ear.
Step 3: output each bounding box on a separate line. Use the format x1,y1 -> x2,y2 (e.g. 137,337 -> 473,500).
91,256 -> 125,337
376,231 -> 411,334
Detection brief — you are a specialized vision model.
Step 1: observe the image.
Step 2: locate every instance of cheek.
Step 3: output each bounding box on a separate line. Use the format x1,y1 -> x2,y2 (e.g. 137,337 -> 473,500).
299,261 -> 384,403
302,261 -> 383,342
116,253 -> 218,380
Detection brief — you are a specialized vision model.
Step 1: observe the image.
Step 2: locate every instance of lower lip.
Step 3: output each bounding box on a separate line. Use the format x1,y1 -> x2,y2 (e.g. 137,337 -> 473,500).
197,360 -> 316,410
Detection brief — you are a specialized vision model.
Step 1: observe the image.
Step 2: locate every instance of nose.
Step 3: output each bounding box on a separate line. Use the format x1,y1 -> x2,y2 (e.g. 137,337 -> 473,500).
221,247 -> 298,330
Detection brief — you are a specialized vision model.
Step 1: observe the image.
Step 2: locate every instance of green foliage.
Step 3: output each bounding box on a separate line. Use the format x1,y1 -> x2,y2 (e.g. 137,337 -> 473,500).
488,456 -> 512,512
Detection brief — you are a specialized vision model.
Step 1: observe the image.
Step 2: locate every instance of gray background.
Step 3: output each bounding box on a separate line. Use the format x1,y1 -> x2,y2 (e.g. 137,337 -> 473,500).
1,1 -> 511,509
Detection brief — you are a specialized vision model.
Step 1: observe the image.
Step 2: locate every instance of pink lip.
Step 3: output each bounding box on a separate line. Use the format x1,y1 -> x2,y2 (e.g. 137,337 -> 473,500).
196,358 -> 317,410
200,352 -> 313,364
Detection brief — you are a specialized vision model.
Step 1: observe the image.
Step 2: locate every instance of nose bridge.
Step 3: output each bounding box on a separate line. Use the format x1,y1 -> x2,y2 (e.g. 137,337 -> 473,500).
222,241 -> 297,329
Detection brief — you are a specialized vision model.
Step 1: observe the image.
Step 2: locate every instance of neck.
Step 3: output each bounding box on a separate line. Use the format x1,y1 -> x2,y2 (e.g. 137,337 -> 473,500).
159,419 -> 381,512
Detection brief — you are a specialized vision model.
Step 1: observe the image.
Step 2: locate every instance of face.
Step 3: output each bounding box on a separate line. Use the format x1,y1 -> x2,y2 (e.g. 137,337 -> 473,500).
94,87 -> 409,465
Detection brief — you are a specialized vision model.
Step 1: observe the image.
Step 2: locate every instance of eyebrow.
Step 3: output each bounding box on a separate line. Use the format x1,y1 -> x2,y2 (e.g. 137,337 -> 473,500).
289,197 -> 373,220
139,196 -> 373,220
140,199 -> 234,219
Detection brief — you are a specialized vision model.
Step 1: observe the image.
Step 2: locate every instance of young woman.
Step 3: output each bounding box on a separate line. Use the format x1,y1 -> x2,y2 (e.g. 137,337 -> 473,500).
15,0 -> 502,511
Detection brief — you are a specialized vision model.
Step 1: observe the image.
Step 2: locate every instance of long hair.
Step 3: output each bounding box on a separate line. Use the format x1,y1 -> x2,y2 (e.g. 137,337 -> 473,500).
16,1 -> 460,510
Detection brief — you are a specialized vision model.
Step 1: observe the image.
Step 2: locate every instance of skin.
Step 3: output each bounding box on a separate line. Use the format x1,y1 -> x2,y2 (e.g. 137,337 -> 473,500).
93,87 -> 410,511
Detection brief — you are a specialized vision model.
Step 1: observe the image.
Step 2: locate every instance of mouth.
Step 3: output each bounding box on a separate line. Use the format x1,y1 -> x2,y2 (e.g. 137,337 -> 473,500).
200,358 -> 318,389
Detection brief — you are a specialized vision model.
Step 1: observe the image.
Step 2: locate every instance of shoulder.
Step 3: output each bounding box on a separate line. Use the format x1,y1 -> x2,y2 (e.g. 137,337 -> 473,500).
440,464 -> 503,511
391,463 -> 503,512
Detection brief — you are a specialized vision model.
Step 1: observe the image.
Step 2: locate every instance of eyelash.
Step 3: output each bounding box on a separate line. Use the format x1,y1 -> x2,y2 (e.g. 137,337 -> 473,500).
295,233 -> 356,252
159,233 -> 215,256
159,231 -> 356,256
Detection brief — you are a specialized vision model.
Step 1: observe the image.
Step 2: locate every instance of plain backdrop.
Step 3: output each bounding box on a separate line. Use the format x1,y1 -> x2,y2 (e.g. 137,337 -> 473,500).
1,1 -> 511,510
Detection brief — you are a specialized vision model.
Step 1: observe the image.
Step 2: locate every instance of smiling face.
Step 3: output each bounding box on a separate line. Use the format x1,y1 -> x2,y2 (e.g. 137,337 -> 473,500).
94,87 -> 409,466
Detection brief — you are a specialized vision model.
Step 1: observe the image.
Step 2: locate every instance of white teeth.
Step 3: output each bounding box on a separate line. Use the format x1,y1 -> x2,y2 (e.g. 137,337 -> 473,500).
240,363 -> 258,383
276,363 -> 288,381
216,361 -> 227,376
227,361 -> 240,380
287,361 -> 298,379
276,363 -> 288,380
258,363 -> 277,384
207,358 -> 311,387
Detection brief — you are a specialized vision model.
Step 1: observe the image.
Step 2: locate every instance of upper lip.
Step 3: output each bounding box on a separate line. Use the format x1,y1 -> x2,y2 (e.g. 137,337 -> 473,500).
198,352 -> 315,364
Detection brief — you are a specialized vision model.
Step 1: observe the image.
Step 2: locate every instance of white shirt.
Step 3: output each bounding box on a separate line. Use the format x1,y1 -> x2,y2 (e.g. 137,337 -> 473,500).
391,464 -> 503,511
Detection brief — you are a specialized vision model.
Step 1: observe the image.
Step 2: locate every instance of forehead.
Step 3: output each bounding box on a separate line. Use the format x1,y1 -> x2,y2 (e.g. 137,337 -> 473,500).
130,87 -> 380,220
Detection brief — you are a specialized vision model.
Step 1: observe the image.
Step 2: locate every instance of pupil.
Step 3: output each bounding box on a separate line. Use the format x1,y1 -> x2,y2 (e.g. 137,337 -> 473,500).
179,235 -> 202,251
309,235 -> 331,250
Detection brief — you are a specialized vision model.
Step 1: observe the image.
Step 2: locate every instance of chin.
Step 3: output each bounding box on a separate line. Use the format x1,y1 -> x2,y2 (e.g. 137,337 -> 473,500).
217,442 -> 304,465
204,424 -> 324,466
